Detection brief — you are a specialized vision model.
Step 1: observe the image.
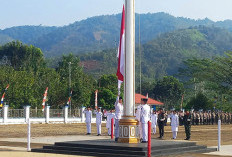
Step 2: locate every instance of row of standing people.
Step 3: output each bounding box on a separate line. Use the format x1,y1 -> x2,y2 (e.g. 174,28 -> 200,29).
82,96 -> 123,139
137,107 -> 192,141
185,111 -> 232,125
83,99 -> 220,141
134,98 -> 191,142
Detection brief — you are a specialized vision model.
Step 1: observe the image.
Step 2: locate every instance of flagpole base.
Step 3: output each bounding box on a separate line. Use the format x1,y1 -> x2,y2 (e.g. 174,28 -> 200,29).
118,117 -> 139,143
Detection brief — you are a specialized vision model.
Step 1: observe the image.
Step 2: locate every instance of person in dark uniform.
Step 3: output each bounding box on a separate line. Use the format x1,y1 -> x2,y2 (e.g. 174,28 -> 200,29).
196,112 -> 200,125
183,110 -> 191,140
158,108 -> 165,139
215,112 -> 219,124
211,112 -> 215,125
230,113 -> 232,124
191,111 -> 195,125
179,111 -> 184,126
200,111 -> 203,125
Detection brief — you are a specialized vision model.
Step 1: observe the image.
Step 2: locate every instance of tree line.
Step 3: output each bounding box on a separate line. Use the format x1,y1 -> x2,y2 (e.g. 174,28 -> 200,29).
0,41 -> 231,112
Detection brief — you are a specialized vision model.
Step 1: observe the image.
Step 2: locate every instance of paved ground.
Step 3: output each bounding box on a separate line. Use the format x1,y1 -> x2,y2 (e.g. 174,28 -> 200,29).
206,145 -> 232,156
0,151 -> 91,157
0,123 -> 231,157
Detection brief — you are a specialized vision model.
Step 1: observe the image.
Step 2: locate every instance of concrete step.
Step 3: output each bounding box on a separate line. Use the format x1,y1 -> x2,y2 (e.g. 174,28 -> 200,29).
31,139 -> 217,157
153,147 -> 217,156
43,145 -> 146,156
54,140 -> 196,151
32,147 -> 217,157
32,148 -> 143,157
151,145 -> 206,155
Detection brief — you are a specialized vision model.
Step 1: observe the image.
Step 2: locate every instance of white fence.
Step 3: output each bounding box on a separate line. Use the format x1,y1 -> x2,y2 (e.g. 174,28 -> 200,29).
0,105 -> 97,124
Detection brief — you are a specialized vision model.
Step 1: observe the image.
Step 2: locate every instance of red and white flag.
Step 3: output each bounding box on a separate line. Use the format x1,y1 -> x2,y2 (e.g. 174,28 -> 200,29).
0,84 -> 9,107
116,5 -> 125,94
95,90 -> 98,108
42,87 -> 48,111
66,90 -> 72,106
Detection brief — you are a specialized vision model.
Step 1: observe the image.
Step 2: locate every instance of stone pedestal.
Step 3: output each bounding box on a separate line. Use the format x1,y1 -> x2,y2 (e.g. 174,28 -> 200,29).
118,118 -> 139,143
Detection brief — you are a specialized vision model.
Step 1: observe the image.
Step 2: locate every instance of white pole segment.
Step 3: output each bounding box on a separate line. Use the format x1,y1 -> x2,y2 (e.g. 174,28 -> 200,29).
3,105 -> 8,124
64,105 -> 68,124
25,106 -> 30,122
124,0 -> 135,117
218,119 -> 221,151
81,107 -> 85,123
27,118 -> 31,151
45,106 -> 50,124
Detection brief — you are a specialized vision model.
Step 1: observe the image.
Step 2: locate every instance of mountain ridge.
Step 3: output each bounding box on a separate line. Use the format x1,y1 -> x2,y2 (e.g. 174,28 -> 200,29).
78,26 -> 232,82
0,12 -> 232,57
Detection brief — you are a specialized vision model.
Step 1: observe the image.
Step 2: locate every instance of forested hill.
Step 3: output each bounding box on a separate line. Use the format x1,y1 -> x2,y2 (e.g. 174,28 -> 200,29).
1,12 -> 232,57
79,26 -> 232,82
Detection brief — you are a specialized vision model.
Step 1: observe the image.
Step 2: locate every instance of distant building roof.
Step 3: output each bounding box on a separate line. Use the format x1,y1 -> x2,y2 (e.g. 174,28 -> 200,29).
135,93 -> 164,105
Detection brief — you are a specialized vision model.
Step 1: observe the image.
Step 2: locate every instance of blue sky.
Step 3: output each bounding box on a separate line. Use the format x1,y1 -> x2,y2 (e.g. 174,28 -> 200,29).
0,0 -> 232,29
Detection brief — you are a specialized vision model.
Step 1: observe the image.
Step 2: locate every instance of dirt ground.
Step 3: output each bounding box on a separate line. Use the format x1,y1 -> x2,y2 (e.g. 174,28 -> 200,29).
0,123 -> 231,146
0,123 -> 231,157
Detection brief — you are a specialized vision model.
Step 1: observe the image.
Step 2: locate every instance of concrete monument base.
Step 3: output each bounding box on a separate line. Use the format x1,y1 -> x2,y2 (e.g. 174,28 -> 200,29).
118,117 -> 139,143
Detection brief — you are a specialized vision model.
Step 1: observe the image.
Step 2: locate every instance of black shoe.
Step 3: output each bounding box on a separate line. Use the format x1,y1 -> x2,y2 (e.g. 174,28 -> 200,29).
141,141 -> 148,143
184,138 -> 189,140
140,138 -> 143,142
115,138 -> 118,142
97,134 -> 101,136
86,133 -> 91,135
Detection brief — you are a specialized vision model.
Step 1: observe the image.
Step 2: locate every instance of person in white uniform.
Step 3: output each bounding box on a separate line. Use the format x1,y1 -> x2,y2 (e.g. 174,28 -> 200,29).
114,96 -> 123,142
135,104 -> 143,141
151,110 -> 158,134
171,110 -> 179,139
94,107 -> 103,136
140,98 -> 150,143
83,107 -> 92,135
106,109 -> 115,135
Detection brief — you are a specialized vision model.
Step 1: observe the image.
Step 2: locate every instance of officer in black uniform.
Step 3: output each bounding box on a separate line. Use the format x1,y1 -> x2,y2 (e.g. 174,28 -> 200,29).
158,108 -> 165,139
183,110 -> 191,140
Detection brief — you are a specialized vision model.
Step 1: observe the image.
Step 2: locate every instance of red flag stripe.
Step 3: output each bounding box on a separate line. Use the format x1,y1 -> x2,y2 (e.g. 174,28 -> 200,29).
42,87 -> 48,108
116,5 -> 125,82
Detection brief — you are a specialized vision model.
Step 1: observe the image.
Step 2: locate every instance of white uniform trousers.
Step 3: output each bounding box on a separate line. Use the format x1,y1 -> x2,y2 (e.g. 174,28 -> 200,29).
172,131 -> 177,139
152,126 -> 156,134
97,123 -> 101,135
115,119 -> 119,138
142,123 -> 148,142
86,122 -> 91,133
108,128 -> 111,135
108,123 -> 114,135
139,122 -> 142,139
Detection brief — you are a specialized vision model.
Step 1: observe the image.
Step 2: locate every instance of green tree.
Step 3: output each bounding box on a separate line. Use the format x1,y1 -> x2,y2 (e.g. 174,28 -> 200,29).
90,74 -> 119,110
186,92 -> 213,111
153,76 -> 184,109
98,74 -> 118,94
57,53 -> 94,108
0,41 -> 45,73
98,88 -> 116,110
